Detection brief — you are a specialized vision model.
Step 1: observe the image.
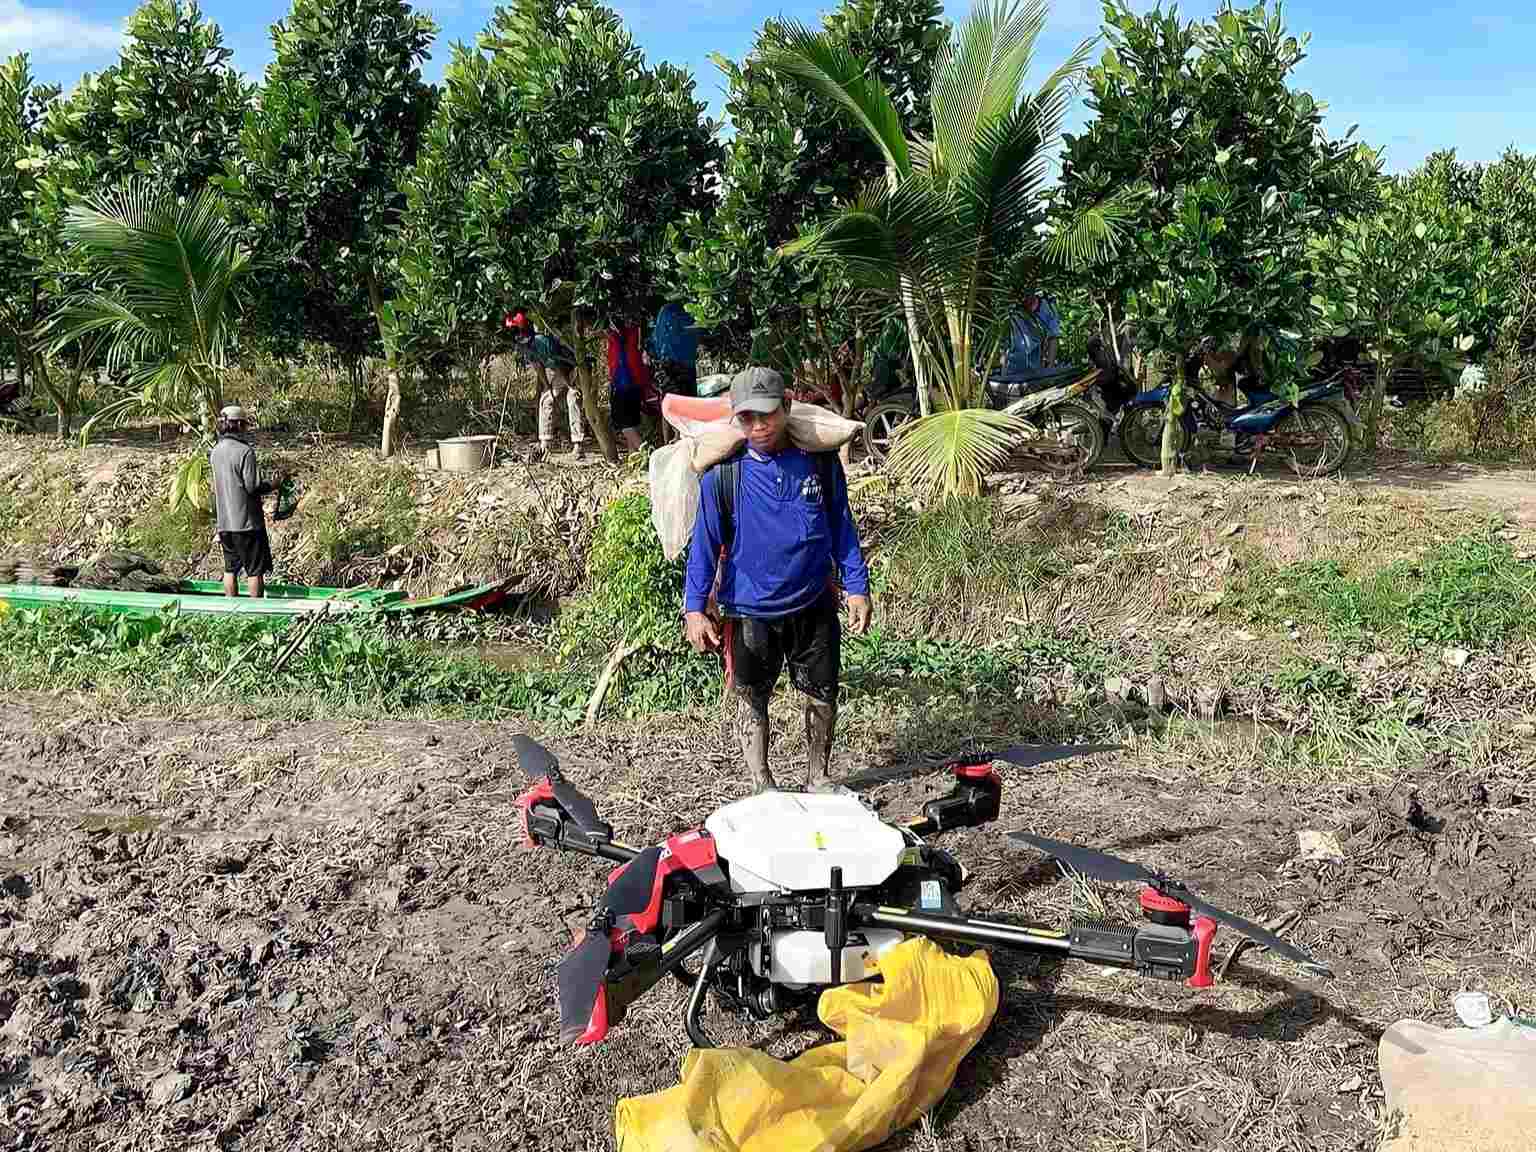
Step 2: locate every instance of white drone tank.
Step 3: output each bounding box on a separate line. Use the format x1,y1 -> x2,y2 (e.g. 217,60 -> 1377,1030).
703,790 -> 908,893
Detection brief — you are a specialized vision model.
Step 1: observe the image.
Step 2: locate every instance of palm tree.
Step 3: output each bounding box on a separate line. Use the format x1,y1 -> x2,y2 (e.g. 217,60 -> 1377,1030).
46,179 -> 249,436
763,0 -> 1101,499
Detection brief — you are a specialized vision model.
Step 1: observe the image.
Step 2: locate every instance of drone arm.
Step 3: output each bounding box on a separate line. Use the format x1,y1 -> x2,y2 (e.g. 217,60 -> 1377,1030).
854,904 -> 1209,984
854,904 -> 1070,956
905,764 -> 1004,839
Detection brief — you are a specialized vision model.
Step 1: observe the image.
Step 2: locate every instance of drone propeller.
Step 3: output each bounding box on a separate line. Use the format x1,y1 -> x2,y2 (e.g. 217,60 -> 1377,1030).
992,744 -> 1123,768
514,733 -> 561,781
1007,831 -> 1331,976
514,735 -> 608,839
557,845 -> 663,1043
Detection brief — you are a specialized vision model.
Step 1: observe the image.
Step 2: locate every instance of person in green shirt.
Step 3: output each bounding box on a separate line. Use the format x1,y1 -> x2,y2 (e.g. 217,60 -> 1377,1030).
507,311 -> 587,459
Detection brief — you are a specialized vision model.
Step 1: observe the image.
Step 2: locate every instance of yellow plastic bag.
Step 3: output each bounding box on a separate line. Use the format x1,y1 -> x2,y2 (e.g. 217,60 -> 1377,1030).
614,937 -> 999,1152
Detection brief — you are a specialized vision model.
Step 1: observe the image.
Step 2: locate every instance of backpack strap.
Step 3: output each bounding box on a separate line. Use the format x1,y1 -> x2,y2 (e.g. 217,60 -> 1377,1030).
714,447 -> 745,556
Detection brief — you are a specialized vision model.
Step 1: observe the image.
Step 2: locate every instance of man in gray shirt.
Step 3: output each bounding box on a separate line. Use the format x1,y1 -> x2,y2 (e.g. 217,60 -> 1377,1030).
210,405 -> 280,597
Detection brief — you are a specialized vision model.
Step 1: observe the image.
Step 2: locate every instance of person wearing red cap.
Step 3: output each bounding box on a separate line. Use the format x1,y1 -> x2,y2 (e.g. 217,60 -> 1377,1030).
507,311 -> 587,459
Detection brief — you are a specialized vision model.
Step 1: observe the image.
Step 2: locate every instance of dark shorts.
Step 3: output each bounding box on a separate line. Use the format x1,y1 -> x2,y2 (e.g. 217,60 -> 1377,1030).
610,383 -> 643,432
219,530 -> 273,578
728,589 -> 840,705
654,359 -> 697,398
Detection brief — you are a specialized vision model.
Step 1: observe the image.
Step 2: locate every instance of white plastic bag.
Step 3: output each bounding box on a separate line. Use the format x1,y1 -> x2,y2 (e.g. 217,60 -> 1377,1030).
648,441 -> 700,562
1379,1017 -> 1536,1151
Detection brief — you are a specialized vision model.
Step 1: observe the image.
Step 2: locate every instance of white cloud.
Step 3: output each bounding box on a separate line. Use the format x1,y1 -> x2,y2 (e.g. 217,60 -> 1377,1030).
0,0 -> 122,64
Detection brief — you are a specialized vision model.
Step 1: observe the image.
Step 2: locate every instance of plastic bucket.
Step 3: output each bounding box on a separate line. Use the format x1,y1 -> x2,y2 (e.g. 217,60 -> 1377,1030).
437,435 -> 497,472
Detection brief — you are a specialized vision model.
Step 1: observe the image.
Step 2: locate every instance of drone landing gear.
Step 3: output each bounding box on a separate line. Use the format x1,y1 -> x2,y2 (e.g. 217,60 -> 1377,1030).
685,938 -> 725,1049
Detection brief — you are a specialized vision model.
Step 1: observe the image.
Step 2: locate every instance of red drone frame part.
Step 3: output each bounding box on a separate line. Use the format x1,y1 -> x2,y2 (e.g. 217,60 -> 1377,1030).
1139,887 -> 1216,988
517,779 -> 557,848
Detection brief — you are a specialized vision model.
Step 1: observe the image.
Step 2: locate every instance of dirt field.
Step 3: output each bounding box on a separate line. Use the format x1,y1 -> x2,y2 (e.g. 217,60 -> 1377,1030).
5,677 -> 1532,1151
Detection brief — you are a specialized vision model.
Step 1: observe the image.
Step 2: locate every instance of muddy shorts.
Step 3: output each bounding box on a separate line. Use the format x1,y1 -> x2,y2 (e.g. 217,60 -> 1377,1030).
219,530 -> 273,578
728,589 -> 840,706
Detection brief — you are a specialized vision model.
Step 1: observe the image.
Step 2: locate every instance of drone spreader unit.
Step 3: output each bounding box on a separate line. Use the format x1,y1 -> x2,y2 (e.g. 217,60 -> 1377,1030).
514,737 -> 1331,1048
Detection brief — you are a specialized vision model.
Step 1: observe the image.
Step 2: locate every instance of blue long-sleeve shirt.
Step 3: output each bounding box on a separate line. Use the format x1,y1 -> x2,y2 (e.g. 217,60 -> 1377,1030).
685,447 -> 870,619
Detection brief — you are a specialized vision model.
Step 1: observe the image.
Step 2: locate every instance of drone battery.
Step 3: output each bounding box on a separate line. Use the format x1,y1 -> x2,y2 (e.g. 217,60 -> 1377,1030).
752,929 -> 904,986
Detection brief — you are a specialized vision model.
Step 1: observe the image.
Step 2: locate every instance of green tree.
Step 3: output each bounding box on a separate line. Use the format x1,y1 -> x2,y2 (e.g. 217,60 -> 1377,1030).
47,0 -> 249,200
227,0 -> 438,453
1052,1 -> 1371,474
399,0 -> 719,461
1312,175 -> 1477,451
764,0 -> 1096,498
673,0 -> 947,409
394,32 -> 524,375
46,181 -> 250,435
0,55 -> 59,420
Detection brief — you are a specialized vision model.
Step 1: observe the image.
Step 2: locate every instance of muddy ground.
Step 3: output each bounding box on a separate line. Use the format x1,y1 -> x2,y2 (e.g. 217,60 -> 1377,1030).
4,689 -> 1532,1151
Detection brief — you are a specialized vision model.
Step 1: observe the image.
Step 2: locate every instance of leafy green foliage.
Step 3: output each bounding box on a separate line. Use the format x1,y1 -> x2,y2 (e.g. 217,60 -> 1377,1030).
674,0 -> 947,384
395,0 -> 719,460
0,607 -> 576,721
46,181 -> 249,435
43,0 -> 249,200
1054,2 -> 1374,471
1228,532 -> 1536,648
0,55 -> 58,385
1273,658 -> 1353,702
555,491 -> 718,716
766,0 -> 1095,499
1311,171 -> 1478,449
227,0 -> 437,371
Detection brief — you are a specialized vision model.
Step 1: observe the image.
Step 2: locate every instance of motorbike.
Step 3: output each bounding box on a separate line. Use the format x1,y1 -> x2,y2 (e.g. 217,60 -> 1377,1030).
1116,364 -> 1361,477
861,335 -> 1132,476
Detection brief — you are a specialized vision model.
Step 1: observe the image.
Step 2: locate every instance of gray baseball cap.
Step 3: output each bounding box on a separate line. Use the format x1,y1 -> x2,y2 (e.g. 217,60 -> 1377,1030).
219,405 -> 248,423
730,367 -> 785,416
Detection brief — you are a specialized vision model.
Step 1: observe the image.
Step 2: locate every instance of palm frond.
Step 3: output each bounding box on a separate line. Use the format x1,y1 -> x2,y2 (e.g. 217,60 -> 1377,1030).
1044,188 -> 1145,269
931,0 -> 1049,181
1035,34 -> 1096,104
885,407 -> 1029,501
760,22 -> 910,177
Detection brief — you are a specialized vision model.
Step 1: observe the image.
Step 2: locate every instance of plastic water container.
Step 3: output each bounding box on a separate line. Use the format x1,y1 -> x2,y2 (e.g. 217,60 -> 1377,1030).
1378,1017 -> 1536,1151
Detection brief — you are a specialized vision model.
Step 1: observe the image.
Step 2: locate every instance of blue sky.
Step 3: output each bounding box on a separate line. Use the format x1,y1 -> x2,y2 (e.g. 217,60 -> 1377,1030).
3,0 -> 1531,172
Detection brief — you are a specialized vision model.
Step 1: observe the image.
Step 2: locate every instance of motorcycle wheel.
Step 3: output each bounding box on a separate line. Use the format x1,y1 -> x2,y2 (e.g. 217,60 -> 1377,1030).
1270,403 -> 1352,477
1117,404 -> 1180,470
1015,401 -> 1107,476
862,400 -> 915,465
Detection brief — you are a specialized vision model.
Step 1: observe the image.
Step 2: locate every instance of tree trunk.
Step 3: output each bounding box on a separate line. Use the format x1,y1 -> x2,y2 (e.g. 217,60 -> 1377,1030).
380,365 -> 402,457
559,317 -> 618,463
575,360 -> 617,463
1159,369 -> 1184,478
1364,357 -> 1391,454
886,165 -> 929,420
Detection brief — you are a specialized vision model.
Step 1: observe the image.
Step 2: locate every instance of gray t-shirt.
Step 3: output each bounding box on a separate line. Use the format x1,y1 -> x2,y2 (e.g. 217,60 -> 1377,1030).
210,436 -> 268,533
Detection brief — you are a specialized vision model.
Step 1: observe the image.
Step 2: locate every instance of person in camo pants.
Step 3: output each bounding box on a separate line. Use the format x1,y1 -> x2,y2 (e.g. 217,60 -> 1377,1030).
507,311 -> 587,459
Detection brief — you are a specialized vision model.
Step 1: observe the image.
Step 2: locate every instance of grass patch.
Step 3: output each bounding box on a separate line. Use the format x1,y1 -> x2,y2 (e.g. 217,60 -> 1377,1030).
127,501 -> 216,571
1226,531 -> 1536,648
871,498 -> 1065,639
298,460 -> 421,581
0,606 -> 585,723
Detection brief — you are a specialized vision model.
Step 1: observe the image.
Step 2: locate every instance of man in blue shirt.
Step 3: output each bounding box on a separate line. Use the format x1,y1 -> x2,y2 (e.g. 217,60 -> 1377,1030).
684,368 -> 872,793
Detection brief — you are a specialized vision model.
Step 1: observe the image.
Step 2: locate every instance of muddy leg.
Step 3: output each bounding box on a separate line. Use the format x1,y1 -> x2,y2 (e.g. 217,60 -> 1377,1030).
735,688 -> 775,792
805,697 -> 837,792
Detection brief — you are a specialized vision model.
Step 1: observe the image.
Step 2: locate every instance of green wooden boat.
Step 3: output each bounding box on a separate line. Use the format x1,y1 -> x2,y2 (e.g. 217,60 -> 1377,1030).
0,575 -> 521,619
